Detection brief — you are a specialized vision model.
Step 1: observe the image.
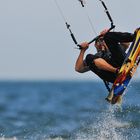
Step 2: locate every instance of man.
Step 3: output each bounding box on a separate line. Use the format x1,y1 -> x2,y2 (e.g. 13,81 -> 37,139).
75,30 -> 135,83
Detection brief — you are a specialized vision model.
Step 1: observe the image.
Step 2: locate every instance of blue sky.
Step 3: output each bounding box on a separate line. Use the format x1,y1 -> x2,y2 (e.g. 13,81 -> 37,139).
0,0 -> 139,80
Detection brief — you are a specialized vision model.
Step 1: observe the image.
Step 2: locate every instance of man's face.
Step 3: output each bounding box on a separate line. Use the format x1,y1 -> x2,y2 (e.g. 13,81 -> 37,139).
95,38 -> 105,50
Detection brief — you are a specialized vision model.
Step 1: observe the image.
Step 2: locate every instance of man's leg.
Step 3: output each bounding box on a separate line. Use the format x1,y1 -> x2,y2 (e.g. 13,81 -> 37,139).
94,58 -> 117,73
104,32 -> 133,67
86,54 -> 117,82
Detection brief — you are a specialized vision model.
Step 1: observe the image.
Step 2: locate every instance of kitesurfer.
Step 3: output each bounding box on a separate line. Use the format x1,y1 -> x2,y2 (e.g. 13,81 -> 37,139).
75,29 -> 135,83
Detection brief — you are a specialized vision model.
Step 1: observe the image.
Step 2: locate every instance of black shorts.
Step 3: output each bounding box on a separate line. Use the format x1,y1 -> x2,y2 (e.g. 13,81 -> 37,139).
104,32 -> 134,67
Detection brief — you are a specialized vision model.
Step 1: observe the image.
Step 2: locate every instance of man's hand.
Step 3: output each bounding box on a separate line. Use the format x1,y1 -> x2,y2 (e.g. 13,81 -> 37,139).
100,29 -> 109,36
80,42 -> 89,51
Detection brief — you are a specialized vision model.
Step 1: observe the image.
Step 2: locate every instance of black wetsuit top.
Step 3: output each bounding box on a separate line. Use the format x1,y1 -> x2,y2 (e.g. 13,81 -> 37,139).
85,32 -> 135,83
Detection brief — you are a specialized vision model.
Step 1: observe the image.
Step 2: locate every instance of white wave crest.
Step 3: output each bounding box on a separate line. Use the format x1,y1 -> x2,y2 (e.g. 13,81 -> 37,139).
75,105 -> 131,140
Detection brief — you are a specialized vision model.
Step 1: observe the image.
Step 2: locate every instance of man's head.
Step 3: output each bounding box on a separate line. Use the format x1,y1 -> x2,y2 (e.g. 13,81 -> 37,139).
95,37 -> 107,51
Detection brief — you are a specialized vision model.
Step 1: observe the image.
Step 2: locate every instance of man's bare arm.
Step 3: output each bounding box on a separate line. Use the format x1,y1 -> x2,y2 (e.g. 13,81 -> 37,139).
75,42 -> 90,73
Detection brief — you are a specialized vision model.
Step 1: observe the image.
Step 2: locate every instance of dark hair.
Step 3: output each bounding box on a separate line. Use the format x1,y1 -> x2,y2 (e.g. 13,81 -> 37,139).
95,37 -> 104,44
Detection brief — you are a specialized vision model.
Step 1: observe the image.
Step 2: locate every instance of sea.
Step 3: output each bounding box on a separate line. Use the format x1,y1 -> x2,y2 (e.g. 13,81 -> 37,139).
0,80 -> 140,140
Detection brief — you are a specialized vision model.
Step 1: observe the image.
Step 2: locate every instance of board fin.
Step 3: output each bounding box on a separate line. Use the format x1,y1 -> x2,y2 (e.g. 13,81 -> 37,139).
105,90 -> 114,102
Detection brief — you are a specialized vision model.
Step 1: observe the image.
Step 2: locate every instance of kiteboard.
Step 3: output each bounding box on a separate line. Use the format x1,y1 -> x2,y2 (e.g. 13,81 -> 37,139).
106,28 -> 140,104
